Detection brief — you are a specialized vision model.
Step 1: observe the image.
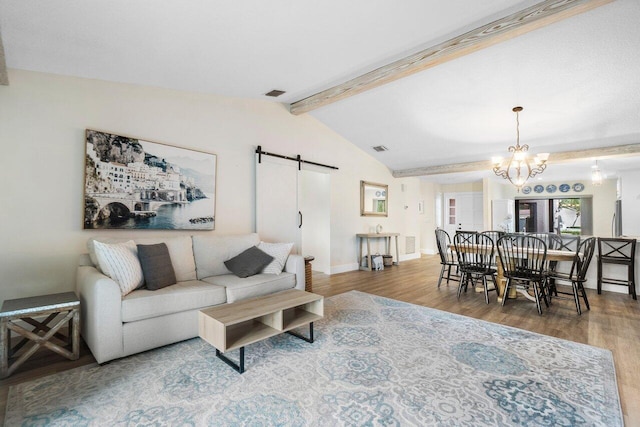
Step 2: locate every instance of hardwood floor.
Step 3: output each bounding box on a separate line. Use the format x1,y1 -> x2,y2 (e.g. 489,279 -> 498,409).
0,255 -> 638,425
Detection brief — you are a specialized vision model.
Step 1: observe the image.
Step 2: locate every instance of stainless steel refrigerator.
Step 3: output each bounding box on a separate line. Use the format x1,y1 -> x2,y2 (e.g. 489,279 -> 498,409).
613,199 -> 623,237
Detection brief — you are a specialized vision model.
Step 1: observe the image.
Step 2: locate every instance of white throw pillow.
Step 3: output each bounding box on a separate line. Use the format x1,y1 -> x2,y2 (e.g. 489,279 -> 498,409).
93,240 -> 144,296
258,241 -> 294,275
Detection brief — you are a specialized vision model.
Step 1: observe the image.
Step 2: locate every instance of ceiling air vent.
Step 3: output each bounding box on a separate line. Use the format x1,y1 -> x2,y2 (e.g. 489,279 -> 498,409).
372,145 -> 389,152
265,89 -> 286,97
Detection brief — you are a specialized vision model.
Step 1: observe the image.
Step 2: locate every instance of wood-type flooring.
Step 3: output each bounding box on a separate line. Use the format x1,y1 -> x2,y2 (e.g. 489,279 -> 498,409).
0,255 -> 638,425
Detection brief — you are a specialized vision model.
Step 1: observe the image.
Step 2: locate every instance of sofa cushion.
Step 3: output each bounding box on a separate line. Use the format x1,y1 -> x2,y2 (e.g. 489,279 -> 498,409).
137,243 -> 177,290
258,241 -> 294,275
224,246 -> 274,278
121,280 -> 227,322
93,240 -> 144,296
193,234 -> 260,279
88,235 -> 197,282
202,272 -> 296,303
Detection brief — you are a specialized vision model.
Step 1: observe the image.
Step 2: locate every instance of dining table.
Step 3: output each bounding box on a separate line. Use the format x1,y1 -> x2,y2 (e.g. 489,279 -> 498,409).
448,243 -> 579,302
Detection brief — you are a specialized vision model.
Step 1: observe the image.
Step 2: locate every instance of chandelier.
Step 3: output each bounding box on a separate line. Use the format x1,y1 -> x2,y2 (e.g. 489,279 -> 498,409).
492,106 -> 549,191
591,160 -> 603,186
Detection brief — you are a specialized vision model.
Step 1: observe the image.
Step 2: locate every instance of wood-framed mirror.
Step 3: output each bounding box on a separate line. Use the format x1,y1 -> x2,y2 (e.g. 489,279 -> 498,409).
360,181 -> 388,217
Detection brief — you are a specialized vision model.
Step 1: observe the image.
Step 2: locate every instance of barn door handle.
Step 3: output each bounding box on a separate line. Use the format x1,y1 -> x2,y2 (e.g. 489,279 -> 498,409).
299,211 -> 303,228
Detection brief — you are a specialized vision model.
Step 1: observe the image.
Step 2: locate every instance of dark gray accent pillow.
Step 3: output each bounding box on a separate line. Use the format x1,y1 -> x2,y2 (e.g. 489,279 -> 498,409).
137,243 -> 177,290
224,246 -> 274,278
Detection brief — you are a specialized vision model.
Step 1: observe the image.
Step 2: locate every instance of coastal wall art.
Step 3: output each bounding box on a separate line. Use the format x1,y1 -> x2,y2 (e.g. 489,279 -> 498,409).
83,129 -> 216,230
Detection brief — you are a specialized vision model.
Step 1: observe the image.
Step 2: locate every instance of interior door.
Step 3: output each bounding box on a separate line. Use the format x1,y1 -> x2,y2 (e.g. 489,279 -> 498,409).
256,155 -> 301,253
256,155 -> 332,270
443,192 -> 483,235
299,169 -> 331,274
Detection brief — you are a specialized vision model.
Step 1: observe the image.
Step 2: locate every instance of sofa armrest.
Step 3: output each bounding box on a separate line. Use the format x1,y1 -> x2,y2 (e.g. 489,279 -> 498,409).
76,262 -> 124,363
285,254 -> 305,290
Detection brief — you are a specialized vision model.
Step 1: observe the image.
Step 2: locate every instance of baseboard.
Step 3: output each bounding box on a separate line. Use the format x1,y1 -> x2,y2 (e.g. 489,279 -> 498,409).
399,253 -> 421,262
330,263 -> 359,275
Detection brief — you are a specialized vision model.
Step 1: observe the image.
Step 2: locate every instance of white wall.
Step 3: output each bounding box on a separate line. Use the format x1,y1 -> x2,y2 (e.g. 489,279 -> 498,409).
0,69 -> 420,303
419,181 -> 438,254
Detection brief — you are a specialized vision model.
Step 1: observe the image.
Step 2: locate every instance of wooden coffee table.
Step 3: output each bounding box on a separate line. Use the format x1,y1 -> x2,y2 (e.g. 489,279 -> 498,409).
199,289 -> 323,373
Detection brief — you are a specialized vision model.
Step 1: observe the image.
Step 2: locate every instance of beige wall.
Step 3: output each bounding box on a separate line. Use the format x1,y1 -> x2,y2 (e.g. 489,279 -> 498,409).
439,181 -> 483,193
0,69 -> 420,303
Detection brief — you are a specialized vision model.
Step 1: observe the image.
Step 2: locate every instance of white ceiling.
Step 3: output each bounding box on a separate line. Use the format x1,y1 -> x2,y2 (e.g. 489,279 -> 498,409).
2,0 -> 639,184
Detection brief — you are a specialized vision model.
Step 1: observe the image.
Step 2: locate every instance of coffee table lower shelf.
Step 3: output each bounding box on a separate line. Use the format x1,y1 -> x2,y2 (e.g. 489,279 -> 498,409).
215,322 -> 315,374
199,289 -> 324,373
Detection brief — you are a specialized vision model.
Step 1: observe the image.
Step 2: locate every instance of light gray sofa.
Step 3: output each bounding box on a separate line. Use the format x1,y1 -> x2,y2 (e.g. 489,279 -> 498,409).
76,233 -> 304,364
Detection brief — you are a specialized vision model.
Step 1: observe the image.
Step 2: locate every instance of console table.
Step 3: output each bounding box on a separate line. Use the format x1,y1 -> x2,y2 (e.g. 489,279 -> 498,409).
357,233 -> 400,271
0,291 -> 80,378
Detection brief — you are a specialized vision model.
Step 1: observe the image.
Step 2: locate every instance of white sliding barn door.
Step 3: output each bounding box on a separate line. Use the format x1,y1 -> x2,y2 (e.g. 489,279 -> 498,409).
299,169 -> 331,274
256,155 -> 301,253
256,154 -> 332,271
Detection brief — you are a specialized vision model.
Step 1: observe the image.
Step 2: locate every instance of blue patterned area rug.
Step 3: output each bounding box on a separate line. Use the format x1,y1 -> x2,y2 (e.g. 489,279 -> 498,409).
5,291 -> 622,426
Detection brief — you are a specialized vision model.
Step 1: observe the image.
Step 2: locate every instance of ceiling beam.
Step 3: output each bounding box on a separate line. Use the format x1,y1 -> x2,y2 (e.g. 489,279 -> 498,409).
392,143 -> 640,178
0,30 -> 8,86
290,0 -> 613,115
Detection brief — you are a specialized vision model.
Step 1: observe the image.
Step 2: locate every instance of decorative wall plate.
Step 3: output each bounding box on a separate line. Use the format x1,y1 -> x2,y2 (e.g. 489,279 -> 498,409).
546,184 -> 557,193
534,185 -> 544,193
522,186 -> 532,194
573,183 -> 585,192
559,184 -> 570,193
375,191 -> 381,197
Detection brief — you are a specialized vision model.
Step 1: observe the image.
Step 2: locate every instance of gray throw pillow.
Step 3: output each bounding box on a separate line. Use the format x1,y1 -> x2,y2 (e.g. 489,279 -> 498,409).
137,243 -> 177,290
224,246 -> 274,278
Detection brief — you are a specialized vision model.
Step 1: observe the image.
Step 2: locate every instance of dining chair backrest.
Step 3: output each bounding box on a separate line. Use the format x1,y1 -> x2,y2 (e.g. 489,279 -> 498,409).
480,231 -> 504,244
572,237 -> 596,281
453,232 -> 494,271
455,230 -> 478,245
597,237 -> 636,263
529,233 -> 559,250
496,234 -> 548,280
435,228 -> 455,264
558,235 -> 581,252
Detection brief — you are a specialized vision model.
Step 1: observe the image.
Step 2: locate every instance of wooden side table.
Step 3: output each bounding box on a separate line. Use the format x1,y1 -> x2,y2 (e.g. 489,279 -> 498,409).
356,233 -> 400,271
0,291 -> 80,378
304,256 -> 315,292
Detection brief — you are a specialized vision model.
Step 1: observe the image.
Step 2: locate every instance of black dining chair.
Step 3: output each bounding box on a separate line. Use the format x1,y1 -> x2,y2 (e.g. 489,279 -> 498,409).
453,233 -> 498,304
558,235 -> 581,252
545,237 -> 596,314
435,229 -> 458,288
597,237 -> 637,300
455,230 -> 478,245
545,234 -> 580,295
480,230 -> 504,244
481,231 -> 505,267
497,234 -> 549,315
529,233 -> 560,251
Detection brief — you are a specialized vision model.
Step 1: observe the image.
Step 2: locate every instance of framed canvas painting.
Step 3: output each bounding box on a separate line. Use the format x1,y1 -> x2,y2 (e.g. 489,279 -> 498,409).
83,129 -> 216,230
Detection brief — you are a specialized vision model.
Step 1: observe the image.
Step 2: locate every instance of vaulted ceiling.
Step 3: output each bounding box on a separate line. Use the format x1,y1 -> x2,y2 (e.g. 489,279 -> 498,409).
2,0 -> 639,184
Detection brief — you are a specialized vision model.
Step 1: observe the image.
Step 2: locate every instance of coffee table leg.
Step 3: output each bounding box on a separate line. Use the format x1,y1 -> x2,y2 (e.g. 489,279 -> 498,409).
216,347 -> 245,374
286,322 -> 314,343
